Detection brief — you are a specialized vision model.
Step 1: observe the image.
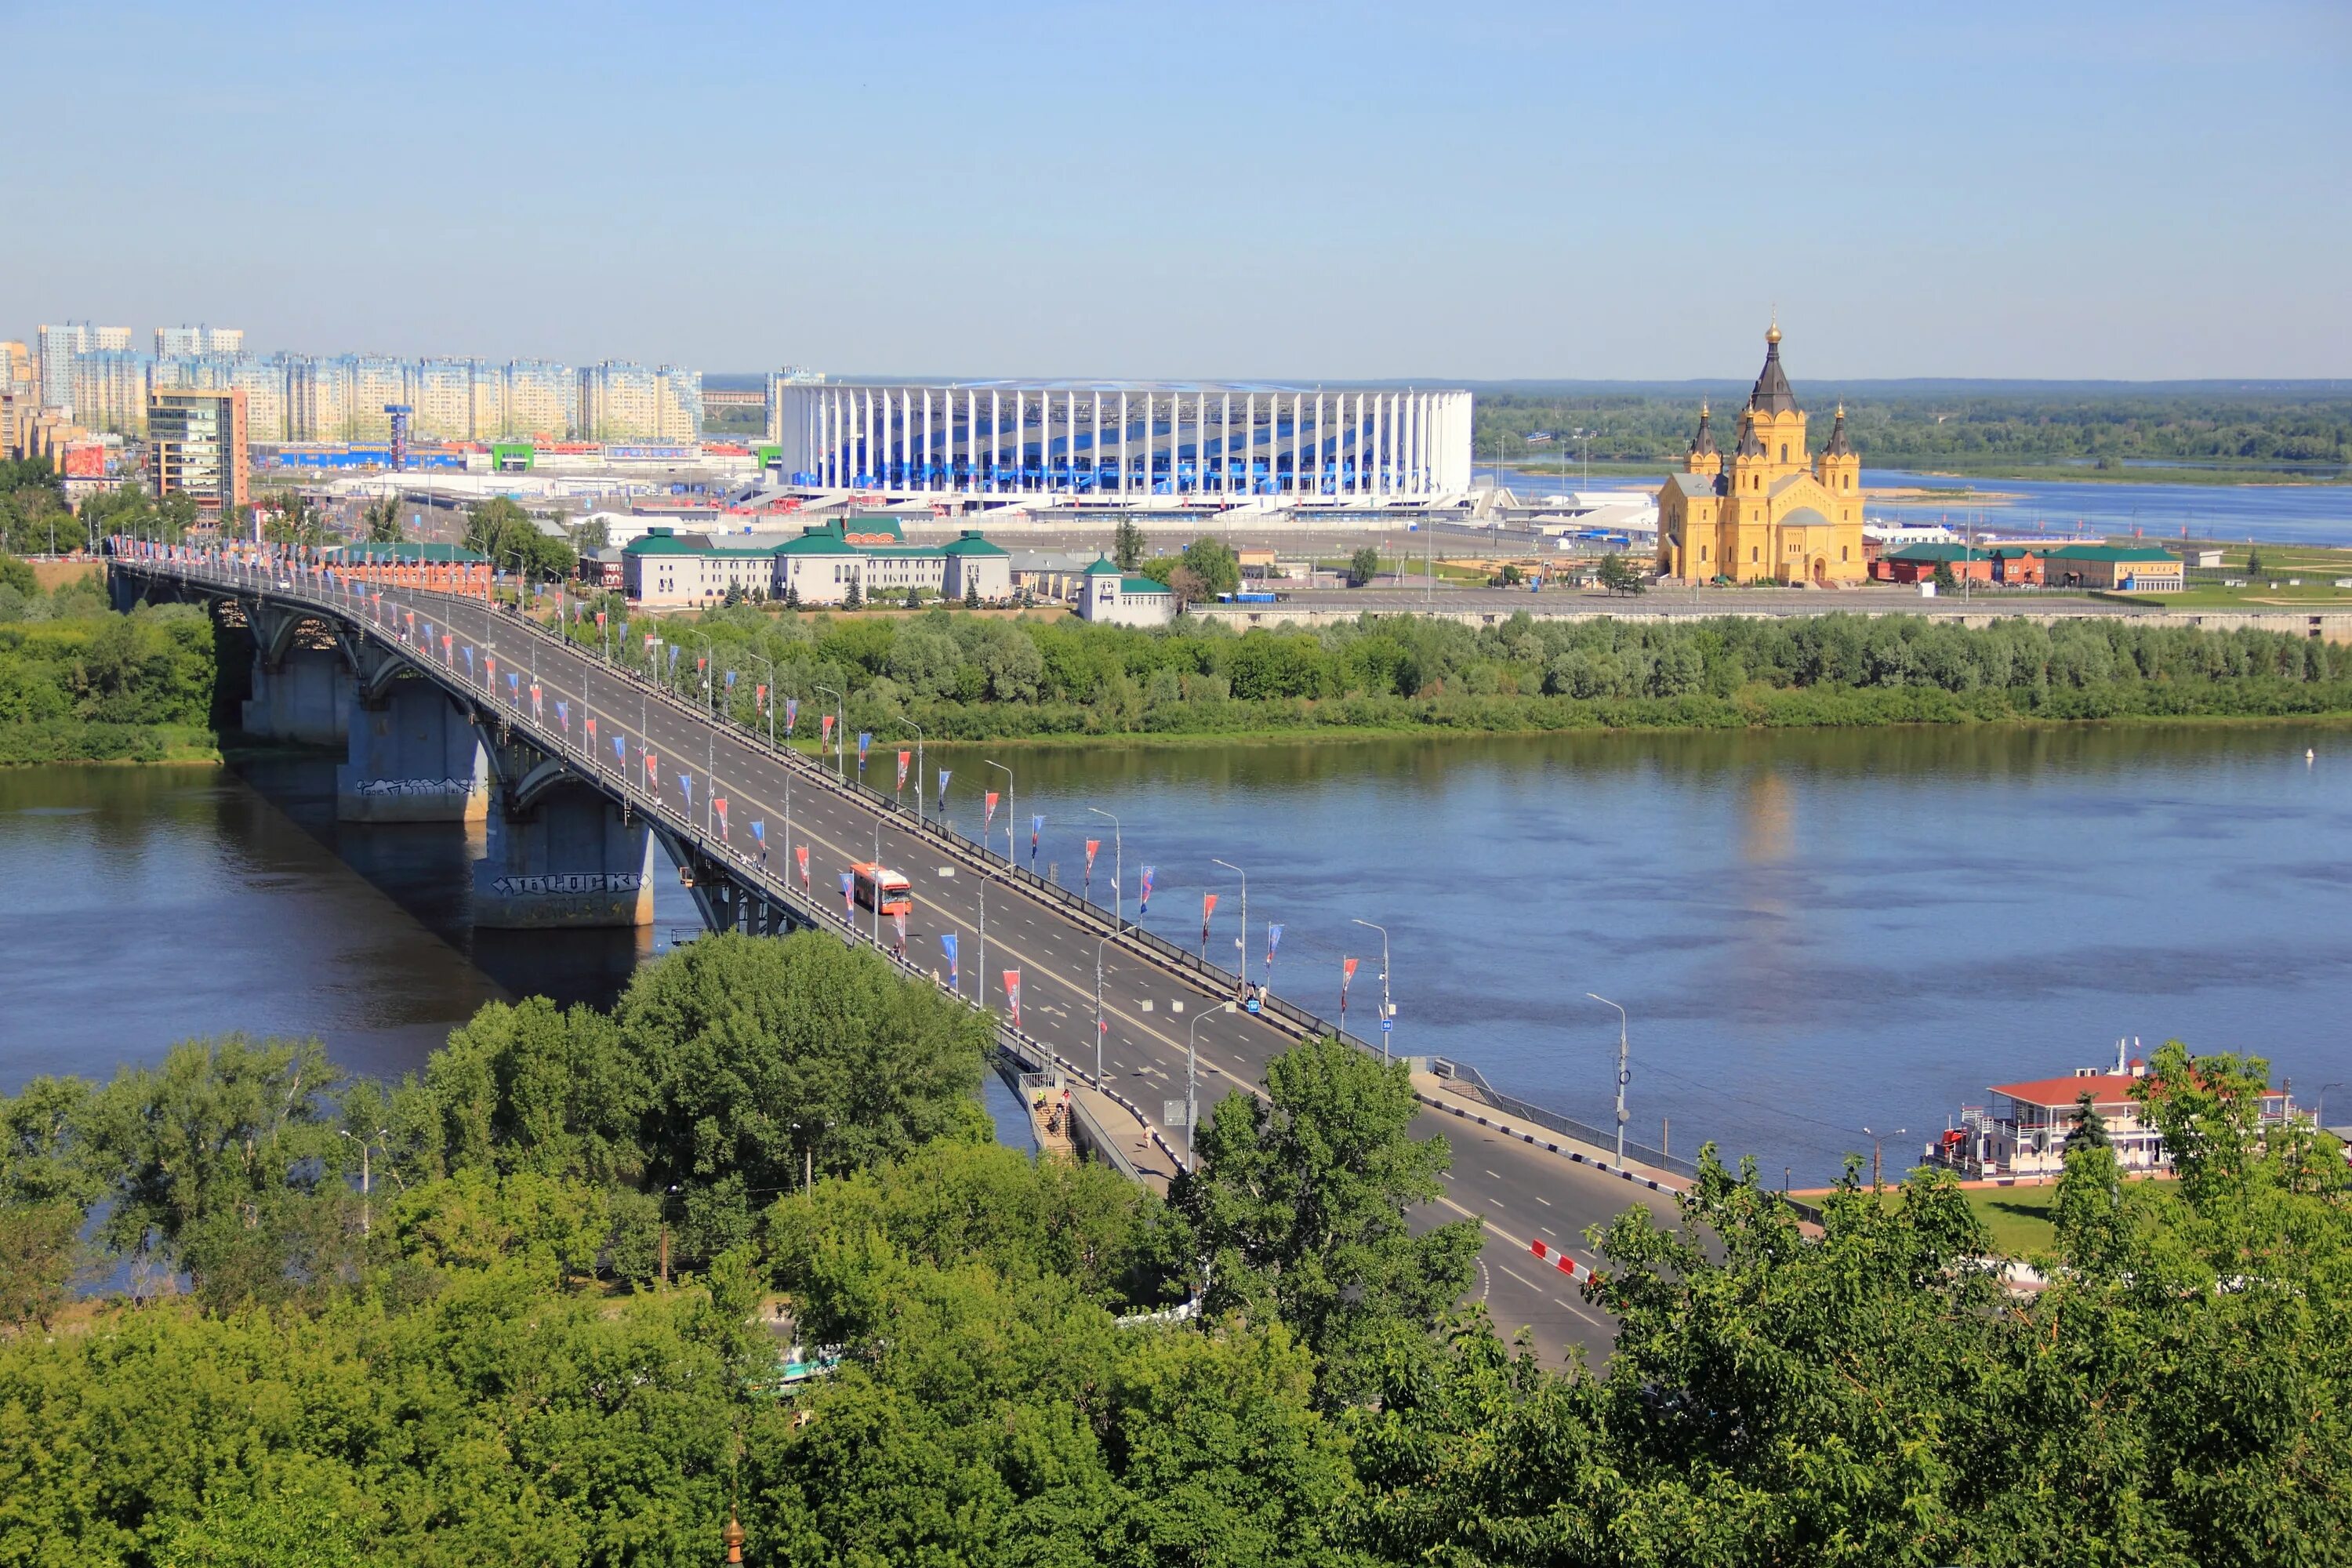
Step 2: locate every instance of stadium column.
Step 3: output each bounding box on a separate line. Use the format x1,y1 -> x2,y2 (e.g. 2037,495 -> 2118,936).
990,389 -> 1001,492
1118,391 -> 1129,497
1091,392 -> 1102,492
1245,393 -> 1256,495
1220,394 -> 1231,496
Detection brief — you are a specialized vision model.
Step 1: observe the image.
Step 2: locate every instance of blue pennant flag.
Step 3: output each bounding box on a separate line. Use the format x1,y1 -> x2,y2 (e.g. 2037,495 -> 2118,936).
555,699 -> 569,729
936,768 -> 952,808
612,735 -> 627,763
750,820 -> 765,843
940,932 -> 959,986
507,672 -> 520,695
668,644 -> 679,674
681,773 -> 692,807
724,670 -> 736,688
1266,922 -> 1285,964
1030,814 -> 1044,866
461,646 -> 475,675
1138,866 -> 1155,915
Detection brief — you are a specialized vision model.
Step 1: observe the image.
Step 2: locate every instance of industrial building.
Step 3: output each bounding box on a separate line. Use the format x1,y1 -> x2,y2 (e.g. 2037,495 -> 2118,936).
768,381 -> 1473,503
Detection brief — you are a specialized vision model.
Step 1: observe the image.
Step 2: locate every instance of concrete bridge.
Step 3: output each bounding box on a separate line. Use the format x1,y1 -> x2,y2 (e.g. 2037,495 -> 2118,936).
112,543 -> 1691,1361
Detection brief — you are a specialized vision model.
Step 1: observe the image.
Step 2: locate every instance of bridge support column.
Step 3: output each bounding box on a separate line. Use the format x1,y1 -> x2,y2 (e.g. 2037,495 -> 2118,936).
336,679 -> 488,822
472,784 -> 655,929
240,647 -> 351,746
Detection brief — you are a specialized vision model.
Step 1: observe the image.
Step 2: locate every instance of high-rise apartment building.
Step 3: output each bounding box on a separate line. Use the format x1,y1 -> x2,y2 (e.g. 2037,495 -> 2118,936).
577,361 -> 659,441
154,325 -> 244,358
345,355 -> 406,442
284,355 -> 353,442
654,365 -> 702,442
36,323 -> 131,408
0,342 -> 31,393
68,350 -> 153,435
156,353 -> 291,443
148,387 -> 249,517
502,360 -> 575,439
408,358 -> 478,441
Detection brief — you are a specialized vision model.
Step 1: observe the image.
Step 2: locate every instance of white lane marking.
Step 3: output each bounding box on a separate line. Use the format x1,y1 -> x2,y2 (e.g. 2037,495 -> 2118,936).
1541,1225 -> 1559,1237
1486,1169 -> 1502,1180
1533,1194 -> 1553,1207
1499,1264 -> 1543,1291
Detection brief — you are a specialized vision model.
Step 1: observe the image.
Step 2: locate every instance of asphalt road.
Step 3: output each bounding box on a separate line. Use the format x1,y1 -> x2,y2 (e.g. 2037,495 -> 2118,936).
133,555 -> 1684,1363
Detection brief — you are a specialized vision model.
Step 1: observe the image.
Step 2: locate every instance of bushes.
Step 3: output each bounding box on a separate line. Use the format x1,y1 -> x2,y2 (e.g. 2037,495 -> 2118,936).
630,603 -> 2352,746
0,597 -> 218,762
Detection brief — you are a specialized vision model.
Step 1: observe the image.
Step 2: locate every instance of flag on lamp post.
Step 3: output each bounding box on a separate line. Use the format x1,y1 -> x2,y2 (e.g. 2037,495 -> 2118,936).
785,697 -> 799,735
840,873 -> 855,919
1138,866 -> 1155,915
585,714 -> 597,746
891,908 -> 906,948
612,734 -> 626,765
461,646 -> 475,678
529,684 -> 543,720
984,792 -> 999,834
751,819 -> 765,860
896,750 -> 910,791
796,844 -> 809,887
1084,840 -> 1100,902
937,769 -> 952,811
508,672 -> 520,700
1202,891 -> 1218,955
1265,922 -> 1284,981
857,732 -> 871,774
940,932 -> 959,989
556,700 -> 570,733
1004,971 -> 1022,1028
713,797 -> 728,840
485,654 -> 495,684
1029,815 -> 1043,867
821,714 -> 834,747
756,682 -> 768,714
645,751 -> 659,783
1341,956 -> 1359,1023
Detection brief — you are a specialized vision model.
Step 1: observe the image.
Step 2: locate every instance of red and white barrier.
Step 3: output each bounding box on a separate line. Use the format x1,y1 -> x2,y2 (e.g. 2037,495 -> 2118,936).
1529,1239 -> 1577,1278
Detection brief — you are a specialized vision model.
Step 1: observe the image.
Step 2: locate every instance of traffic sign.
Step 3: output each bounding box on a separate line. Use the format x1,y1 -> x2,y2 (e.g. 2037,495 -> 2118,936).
1163,1100 -> 1189,1128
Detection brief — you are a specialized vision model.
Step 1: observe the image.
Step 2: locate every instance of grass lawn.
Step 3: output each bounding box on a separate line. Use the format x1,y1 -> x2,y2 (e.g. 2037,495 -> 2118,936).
1962,1185 -> 2062,1258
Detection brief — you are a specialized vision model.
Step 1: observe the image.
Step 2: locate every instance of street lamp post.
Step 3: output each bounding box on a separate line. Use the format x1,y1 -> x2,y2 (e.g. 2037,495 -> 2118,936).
1587,993 -> 1630,1167
1213,858 -> 1247,989
1187,1000 -> 1239,1163
1088,808 -> 1122,931
985,760 -> 1014,866
1860,1126 -> 1909,1189
1352,918 -> 1392,1058
1094,936 -> 1109,1084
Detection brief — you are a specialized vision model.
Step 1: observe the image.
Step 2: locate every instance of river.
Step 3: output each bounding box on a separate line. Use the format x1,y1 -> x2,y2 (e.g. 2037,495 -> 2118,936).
6,723 -> 2347,1183
1479,463 -> 2352,549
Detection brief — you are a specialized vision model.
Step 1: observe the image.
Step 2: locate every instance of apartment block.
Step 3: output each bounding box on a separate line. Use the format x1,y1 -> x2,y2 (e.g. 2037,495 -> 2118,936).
154,325 -> 244,358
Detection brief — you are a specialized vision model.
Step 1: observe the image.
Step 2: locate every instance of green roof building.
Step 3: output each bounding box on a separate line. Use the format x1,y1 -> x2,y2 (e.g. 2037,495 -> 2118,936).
621,522 -> 1013,607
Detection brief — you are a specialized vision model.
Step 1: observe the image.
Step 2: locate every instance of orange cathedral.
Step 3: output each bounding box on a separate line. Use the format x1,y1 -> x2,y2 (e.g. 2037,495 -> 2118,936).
1655,323 -> 1866,586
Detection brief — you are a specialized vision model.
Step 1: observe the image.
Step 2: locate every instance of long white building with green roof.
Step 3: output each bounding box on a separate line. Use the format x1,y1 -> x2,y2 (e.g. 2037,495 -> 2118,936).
622,519 -> 1011,608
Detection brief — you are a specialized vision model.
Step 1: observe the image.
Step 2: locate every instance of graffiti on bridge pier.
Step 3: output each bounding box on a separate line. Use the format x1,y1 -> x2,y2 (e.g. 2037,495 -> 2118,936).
488,873 -> 647,898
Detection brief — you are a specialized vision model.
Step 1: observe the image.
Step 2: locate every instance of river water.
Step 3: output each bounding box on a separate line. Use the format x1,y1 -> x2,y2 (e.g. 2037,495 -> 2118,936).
6,723 -> 2347,1183
1481,464 -> 2352,549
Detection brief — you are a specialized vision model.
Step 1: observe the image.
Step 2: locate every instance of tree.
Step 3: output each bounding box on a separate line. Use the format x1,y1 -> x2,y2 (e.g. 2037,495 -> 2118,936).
2247,546 -> 2266,577
1114,514 -> 1147,572
1348,546 -> 1381,587
616,933 -> 991,1252
1180,535 -> 1241,597
2065,1087 -> 2111,1152
361,495 -> 402,544
1933,559 -> 1958,591
962,575 -> 978,608
844,576 -> 863,610
463,496 -> 573,583
263,491 -> 333,550
1595,550 -> 1646,595
1166,564 -> 1208,604
1174,1036 -> 1480,1403
73,1035 -> 350,1291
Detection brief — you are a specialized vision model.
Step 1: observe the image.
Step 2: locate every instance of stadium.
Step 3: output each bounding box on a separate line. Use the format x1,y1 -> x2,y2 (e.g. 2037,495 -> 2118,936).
768,380 -> 1472,504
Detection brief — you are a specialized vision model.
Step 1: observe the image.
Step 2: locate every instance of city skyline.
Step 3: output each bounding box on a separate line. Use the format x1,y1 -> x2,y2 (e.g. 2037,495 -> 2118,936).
5,1 -> 2345,382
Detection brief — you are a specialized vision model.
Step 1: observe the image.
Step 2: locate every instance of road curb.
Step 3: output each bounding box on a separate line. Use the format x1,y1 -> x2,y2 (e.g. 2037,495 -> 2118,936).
1414,1091 -> 1684,1196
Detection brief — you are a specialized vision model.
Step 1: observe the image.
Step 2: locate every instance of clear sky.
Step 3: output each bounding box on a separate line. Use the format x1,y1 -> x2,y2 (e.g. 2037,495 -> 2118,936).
9,0 -> 2347,381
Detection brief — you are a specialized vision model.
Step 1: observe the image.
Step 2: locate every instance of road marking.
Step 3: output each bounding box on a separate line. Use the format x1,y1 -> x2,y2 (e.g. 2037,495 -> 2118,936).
1486,1169 -> 1502,1180
1533,1194 -> 1553,1207
1541,1225 -> 1558,1237
1498,1264 -> 1542,1291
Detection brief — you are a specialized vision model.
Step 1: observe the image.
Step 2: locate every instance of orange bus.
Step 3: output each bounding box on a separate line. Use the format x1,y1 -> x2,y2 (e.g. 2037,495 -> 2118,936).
851,861 -> 911,916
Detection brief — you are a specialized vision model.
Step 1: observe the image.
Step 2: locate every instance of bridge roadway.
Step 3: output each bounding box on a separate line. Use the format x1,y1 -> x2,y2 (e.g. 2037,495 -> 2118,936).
130,552 -> 1680,1363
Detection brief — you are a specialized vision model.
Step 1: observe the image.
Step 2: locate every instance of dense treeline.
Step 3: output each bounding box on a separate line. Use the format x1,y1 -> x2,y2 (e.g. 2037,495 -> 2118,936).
1471,387 -> 2352,472
597,600 -> 2352,743
0,460 -> 201,557
0,556 -> 217,763
5,927 -> 2347,1563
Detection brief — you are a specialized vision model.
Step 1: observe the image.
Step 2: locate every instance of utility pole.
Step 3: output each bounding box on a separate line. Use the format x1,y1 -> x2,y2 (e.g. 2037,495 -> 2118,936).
1588,993 -> 1629,1167
1352,918 -> 1392,1059
1214,858 -> 1247,988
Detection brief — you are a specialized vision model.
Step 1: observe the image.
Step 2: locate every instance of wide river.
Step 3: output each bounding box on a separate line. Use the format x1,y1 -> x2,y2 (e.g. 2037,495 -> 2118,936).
6,722 -> 2347,1183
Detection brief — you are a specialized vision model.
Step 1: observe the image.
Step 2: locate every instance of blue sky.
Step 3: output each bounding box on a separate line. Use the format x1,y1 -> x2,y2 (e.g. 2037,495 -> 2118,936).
8,0 -> 2347,379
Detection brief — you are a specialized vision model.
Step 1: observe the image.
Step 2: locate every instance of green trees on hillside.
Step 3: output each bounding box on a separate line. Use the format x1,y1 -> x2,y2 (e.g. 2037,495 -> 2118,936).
0,587 -> 218,761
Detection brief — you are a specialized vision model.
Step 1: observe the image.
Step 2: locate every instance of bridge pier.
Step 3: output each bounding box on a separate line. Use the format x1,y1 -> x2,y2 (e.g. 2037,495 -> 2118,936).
472,781 -> 655,929
239,646 -> 351,746
336,677 -> 488,823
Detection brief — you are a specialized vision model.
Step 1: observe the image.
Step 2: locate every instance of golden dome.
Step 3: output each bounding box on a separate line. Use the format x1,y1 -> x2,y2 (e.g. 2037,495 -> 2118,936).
1766,318 -> 1781,346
